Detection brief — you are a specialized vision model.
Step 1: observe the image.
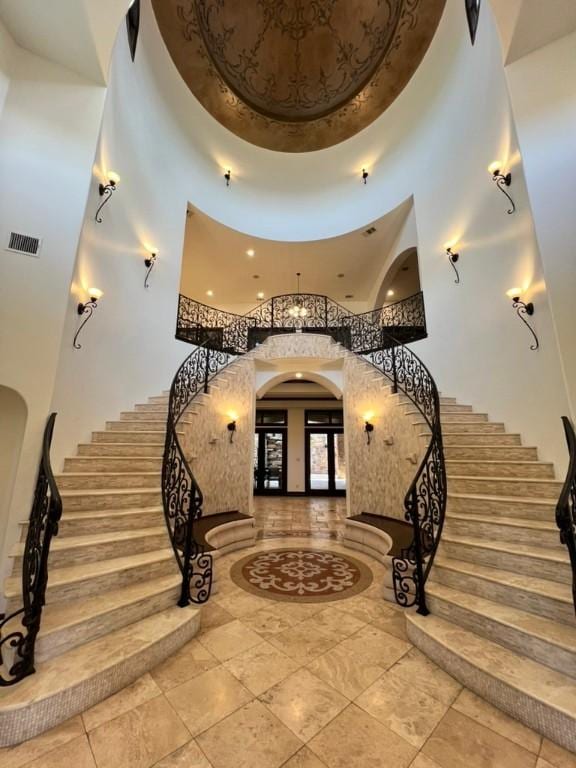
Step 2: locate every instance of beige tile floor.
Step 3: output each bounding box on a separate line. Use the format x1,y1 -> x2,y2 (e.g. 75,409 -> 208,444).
253,497 -> 347,540
2,532 -> 575,767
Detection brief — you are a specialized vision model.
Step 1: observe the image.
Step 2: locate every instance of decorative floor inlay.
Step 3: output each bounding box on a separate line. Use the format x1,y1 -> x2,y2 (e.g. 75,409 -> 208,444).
231,548 -> 373,603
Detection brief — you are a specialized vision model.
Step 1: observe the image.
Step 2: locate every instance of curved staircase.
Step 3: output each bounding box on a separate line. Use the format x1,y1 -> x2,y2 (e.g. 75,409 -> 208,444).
399,396 -> 576,753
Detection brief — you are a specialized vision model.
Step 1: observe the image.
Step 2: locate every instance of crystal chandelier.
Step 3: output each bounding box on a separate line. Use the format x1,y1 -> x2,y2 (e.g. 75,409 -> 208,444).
288,272 -> 308,318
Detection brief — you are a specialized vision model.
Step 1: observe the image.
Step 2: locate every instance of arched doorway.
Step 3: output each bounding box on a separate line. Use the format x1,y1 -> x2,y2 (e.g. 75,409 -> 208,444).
0,387 -> 28,560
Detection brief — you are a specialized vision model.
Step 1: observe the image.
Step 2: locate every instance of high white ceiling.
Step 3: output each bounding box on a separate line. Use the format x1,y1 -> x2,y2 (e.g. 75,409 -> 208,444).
180,198 -> 412,306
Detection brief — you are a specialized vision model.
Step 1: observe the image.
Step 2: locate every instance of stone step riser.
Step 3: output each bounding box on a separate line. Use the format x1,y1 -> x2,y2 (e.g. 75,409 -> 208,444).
448,495 -> 554,521
444,446 -> 538,461
439,423 -> 506,434
148,396 -> 169,404
62,490 -> 162,512
444,518 -> 560,548
427,593 -> 576,678
441,541 -> 571,585
92,431 -> 170,444
120,412 -> 169,422
107,421 -> 170,432
441,414 -> 488,423
442,433 -> 521,446
445,462 -> 554,479
448,477 -> 562,499
57,474 -> 160,491
398,396 -> 457,406
64,458 -> 162,473
78,443 -> 164,457
430,566 -> 575,626
20,511 -> 164,539
135,404 -> 169,413
36,583 -> 180,663
439,406 -> 474,413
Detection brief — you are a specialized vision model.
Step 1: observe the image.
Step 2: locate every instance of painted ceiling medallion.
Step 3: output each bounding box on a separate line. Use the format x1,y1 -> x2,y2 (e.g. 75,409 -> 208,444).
152,0 -> 447,152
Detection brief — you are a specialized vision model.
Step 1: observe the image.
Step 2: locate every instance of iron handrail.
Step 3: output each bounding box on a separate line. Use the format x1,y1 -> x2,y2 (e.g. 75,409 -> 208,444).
556,416 -> 576,615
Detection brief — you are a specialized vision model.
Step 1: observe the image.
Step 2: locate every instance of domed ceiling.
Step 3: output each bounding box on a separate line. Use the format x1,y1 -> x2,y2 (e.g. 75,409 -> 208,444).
152,0 -> 446,152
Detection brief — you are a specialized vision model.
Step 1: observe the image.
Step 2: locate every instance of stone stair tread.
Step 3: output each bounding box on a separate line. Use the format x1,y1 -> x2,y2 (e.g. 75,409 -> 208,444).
447,474 -> 560,484
448,492 -> 555,506
427,582 -> 576,654
5,548 -> 174,599
447,512 -> 557,531
433,556 -> 573,605
11,527 -> 167,556
407,614 -> 576,718
60,487 -> 161,497
58,471 -> 159,478
443,534 -> 570,563
446,459 -> 549,466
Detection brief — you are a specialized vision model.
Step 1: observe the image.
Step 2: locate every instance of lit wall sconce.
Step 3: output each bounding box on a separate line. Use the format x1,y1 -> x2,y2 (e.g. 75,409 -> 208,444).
95,171 -> 120,223
488,162 -> 516,215
144,248 -> 157,289
224,170 -> 231,187
361,169 -> 369,185
73,288 -> 103,349
507,288 -> 539,350
227,411 -> 238,443
363,411 -> 374,445
445,246 -> 461,284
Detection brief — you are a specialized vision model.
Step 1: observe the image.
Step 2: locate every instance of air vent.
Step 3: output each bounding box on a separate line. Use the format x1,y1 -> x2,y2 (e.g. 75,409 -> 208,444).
6,231 -> 42,257
363,226 -> 377,237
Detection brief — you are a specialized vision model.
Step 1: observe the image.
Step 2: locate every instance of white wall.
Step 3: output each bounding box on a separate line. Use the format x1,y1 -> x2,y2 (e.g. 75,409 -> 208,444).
0,19 -> 15,115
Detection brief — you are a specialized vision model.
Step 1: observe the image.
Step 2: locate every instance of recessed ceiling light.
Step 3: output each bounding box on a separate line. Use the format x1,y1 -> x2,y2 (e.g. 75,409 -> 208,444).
295,372 -> 303,379
257,291 -> 265,299
387,289 -> 395,297
246,249 -> 255,257
206,290 -> 214,297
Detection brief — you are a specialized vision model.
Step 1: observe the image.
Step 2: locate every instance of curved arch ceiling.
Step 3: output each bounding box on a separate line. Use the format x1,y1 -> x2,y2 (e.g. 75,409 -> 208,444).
151,0 -> 446,152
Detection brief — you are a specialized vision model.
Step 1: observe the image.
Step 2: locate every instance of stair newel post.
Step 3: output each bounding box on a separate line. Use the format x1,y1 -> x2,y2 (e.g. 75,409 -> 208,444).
408,490 -> 429,616
203,345 -> 210,394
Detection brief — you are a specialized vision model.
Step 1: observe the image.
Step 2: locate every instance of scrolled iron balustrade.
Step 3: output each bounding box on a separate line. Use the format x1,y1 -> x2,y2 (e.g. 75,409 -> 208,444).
556,417 -> 576,615
167,289 -> 442,614
0,413 -> 62,686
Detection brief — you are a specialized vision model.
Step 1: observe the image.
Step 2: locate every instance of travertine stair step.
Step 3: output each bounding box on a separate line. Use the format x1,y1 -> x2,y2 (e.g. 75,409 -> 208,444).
5,549 -> 176,606
78,442 -> 164,457
64,456 -> 162,473
438,405 -> 474,413
56,471 -> 160,490
426,583 -> 576,676
441,534 -> 571,584
441,433 -> 522,446
20,507 -> 165,537
60,487 -> 162,512
448,475 -> 562,498
148,395 -> 170,404
135,403 -> 168,413
445,459 -> 554,479
448,492 -> 556,521
11,527 -> 169,569
106,420 -> 179,432
444,512 -> 560,548
396,394 -> 457,406
409,410 -> 488,423
444,445 -> 538,461
120,411 -> 179,423
93,430 -> 180,444
36,575 -> 181,662
417,421 -> 505,434
431,556 -> 575,625
0,605 -> 200,747
406,614 -> 576,753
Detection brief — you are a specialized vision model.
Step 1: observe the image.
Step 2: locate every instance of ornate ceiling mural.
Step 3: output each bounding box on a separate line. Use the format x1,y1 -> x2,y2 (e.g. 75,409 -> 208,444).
152,0 -> 447,152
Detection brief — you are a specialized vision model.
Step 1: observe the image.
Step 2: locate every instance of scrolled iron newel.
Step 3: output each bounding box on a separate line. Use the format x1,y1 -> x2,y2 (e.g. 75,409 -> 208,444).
556,416 -> 576,615
0,413 -> 62,686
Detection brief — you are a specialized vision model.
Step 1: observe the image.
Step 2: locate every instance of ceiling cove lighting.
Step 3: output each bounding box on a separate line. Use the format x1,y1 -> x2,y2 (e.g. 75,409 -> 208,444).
288,272 -> 309,319
144,248 -> 157,289
507,288 -> 539,351
445,244 -> 461,284
488,161 -> 516,215
95,171 -> 120,223
73,288 -> 103,350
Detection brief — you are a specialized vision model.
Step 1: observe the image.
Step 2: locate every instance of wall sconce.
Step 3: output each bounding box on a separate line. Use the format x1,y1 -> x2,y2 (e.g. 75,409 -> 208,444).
445,247 -> 460,284
361,169 -> 369,185
227,411 -> 238,443
507,288 -> 539,350
95,171 -> 120,223
144,248 -> 157,289
73,288 -> 103,349
224,170 -> 231,187
363,411 -> 374,445
489,162 -> 516,214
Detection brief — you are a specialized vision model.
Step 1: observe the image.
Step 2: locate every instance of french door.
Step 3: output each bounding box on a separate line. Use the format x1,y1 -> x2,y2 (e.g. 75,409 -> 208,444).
305,428 -> 346,495
253,429 -> 287,494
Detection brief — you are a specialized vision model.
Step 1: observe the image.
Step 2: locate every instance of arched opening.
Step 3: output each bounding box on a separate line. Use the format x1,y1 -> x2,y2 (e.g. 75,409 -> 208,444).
374,246 -> 421,308
0,387 -> 28,560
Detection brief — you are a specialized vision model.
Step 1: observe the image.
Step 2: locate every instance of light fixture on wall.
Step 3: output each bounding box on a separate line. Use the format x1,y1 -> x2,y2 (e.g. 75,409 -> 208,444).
488,161 -> 516,215
144,248 -> 157,289
363,411 -> 375,445
224,170 -> 231,187
362,168 -> 369,185
507,288 -> 539,350
95,172 -> 120,223
73,288 -> 103,349
445,246 -> 461,284
227,411 -> 238,443
288,273 -> 309,319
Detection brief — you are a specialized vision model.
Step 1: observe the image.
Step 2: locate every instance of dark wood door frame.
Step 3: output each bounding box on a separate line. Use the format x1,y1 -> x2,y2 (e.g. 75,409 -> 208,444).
304,428 -> 345,496
254,428 -> 288,495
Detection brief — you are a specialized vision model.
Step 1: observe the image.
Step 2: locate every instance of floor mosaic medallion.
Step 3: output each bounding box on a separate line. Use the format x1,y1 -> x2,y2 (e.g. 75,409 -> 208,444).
230,548 -> 373,603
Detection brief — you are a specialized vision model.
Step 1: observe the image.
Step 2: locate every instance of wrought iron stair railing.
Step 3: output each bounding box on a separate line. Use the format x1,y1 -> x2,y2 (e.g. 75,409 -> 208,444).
165,290 -> 443,614
556,416 -> 576,615
0,413 -> 62,686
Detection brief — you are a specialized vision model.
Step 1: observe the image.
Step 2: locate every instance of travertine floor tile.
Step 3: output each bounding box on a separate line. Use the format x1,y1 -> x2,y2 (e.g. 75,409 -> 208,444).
198,619 -> 262,661
337,623 -> 411,670
311,607 -> 366,640
26,736 -> 96,768
0,716 -> 84,768
452,688 -> 541,754
200,602 -> 235,631
197,700 -> 302,768
538,759 -> 560,768
215,590 -> 271,618
241,605 -> 298,638
387,648 -> 461,706
88,696 -> 190,768
422,709 -> 538,768
409,754 -> 444,768
308,704 -> 417,768
166,666 -> 252,736
306,642 -> 386,700
223,639 -> 299,695
83,673 -> 162,732
154,739 -> 213,767
259,668 -> 348,742
370,608 -> 409,641
283,746 -> 329,768
268,621 -> 339,664
151,639 -> 219,691
337,596 -> 392,624
540,739 -> 576,768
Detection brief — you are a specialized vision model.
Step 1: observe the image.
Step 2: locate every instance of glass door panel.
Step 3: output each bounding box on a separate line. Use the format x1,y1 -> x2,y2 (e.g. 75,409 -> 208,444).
309,432 -> 330,491
305,429 -> 345,495
334,432 -> 346,491
254,429 -> 287,494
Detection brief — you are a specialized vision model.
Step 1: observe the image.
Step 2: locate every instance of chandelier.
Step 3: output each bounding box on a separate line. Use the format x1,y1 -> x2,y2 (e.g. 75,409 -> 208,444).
288,272 -> 308,318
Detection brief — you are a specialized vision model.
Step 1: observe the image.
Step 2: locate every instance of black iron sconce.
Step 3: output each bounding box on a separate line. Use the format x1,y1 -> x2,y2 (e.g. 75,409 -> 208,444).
446,247 -> 460,284
364,412 -> 375,445
144,249 -> 157,289
224,170 -> 231,187
509,290 -> 539,350
95,172 -> 120,223
73,288 -> 102,349
227,411 -> 238,443
489,162 -> 516,214
362,169 -> 369,185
